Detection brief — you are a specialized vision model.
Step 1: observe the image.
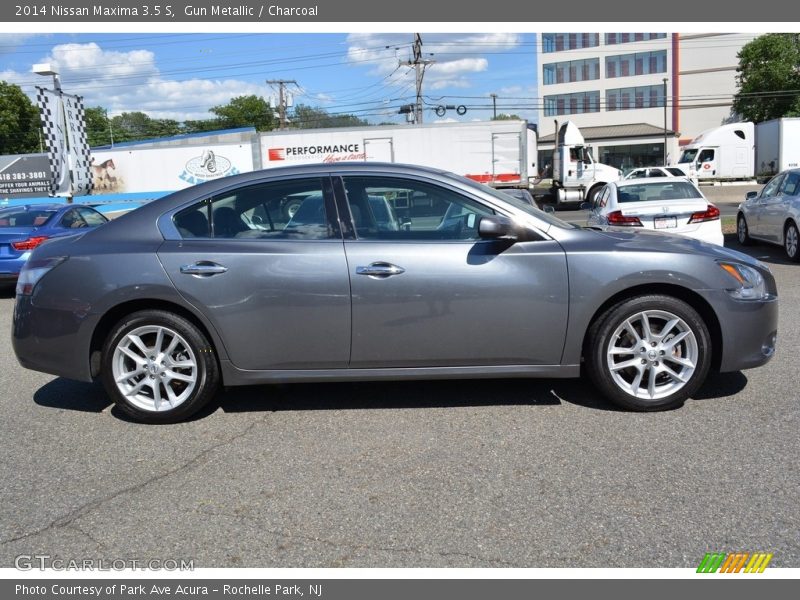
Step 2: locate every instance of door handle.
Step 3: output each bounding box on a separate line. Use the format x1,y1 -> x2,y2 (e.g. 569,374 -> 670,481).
180,262 -> 228,276
356,262 -> 405,278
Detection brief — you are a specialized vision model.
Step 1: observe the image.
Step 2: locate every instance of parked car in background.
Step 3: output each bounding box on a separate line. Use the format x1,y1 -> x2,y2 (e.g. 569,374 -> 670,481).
586,178 -> 724,246
737,168 -> 800,261
623,166 -> 687,180
13,164 -> 777,423
0,204 -> 108,283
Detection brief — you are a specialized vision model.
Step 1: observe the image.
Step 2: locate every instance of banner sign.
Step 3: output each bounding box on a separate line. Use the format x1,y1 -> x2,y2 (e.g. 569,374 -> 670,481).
0,154 -> 52,197
35,87 -> 93,197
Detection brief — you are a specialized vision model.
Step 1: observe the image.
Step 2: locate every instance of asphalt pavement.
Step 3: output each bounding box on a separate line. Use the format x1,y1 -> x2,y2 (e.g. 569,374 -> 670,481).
0,236 -> 797,568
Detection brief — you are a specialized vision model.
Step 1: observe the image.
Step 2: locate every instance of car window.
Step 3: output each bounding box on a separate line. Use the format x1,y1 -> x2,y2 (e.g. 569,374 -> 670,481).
666,168 -> 685,176
647,169 -> 664,178
760,174 -> 784,199
342,176 -> 494,241
60,208 -> 89,229
628,169 -> 645,179
617,181 -> 702,203
598,185 -> 610,208
779,171 -> 800,197
76,207 -> 109,227
698,149 -> 715,163
174,178 -> 334,240
0,207 -> 57,227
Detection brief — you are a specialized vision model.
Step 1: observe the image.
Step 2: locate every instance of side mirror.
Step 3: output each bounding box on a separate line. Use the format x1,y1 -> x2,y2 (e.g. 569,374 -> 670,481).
745,191 -> 759,201
579,202 -> 591,211
543,205 -> 556,214
478,215 -> 518,240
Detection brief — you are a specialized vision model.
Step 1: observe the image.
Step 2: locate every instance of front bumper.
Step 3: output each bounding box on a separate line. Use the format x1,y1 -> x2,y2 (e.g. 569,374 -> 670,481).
709,289 -> 779,372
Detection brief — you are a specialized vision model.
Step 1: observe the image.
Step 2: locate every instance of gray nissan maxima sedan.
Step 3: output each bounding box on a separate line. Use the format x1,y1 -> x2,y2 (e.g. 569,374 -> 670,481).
13,163 -> 778,423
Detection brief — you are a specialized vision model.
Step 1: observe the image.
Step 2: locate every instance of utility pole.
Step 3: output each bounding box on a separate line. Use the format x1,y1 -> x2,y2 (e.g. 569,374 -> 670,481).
400,34 -> 435,124
663,78 -> 668,164
490,93 -> 498,119
266,79 -> 297,130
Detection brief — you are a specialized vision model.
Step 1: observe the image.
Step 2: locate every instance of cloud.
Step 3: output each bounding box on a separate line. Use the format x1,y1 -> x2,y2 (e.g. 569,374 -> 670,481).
4,42 -> 268,121
345,33 -> 520,94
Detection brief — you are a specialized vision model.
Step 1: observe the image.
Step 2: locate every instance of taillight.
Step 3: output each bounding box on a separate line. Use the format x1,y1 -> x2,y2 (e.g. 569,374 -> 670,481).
10,236 -> 49,251
16,256 -> 67,296
607,210 -> 643,227
689,204 -> 720,224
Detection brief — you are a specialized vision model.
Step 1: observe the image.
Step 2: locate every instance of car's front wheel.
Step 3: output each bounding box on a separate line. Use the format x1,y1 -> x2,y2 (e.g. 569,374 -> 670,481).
737,214 -> 753,246
784,220 -> 800,262
585,295 -> 711,411
101,310 -> 220,423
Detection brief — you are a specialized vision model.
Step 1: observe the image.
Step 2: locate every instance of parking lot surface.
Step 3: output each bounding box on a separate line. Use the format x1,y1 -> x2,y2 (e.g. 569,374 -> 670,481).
0,236 -> 797,568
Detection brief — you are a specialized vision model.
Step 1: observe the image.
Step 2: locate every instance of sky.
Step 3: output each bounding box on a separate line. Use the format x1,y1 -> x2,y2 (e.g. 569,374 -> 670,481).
0,32 -> 539,126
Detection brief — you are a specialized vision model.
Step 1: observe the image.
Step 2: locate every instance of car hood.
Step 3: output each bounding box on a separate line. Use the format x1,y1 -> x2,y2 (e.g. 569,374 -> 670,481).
584,227 -> 763,267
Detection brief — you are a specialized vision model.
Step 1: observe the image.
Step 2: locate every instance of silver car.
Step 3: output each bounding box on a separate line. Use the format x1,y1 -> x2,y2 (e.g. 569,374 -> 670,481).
12,163 -> 778,423
737,169 -> 800,261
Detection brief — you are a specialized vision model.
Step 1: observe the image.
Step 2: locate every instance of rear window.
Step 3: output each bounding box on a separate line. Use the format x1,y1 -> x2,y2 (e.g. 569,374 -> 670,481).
0,208 -> 57,228
617,181 -> 702,203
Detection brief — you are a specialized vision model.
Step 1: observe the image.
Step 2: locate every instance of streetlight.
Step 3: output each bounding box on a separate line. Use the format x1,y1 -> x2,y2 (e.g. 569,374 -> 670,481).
663,77 -> 668,165
32,63 -> 62,92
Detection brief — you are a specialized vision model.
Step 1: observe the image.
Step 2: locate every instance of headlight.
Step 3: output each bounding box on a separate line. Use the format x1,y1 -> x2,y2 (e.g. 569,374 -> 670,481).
717,261 -> 768,301
16,257 -> 67,296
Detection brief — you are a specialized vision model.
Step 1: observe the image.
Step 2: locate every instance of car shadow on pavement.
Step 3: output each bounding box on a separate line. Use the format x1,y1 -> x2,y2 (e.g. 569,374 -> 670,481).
0,285 -> 15,299
33,378 -> 112,413
214,378 -> 621,415
724,233 -> 796,266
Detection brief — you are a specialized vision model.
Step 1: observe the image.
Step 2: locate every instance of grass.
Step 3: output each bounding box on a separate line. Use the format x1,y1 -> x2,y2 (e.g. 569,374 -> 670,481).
721,216 -> 736,234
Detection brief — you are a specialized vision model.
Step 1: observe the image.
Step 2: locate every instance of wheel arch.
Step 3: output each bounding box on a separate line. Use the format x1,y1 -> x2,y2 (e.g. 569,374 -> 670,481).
581,283 -> 723,371
89,299 -> 224,380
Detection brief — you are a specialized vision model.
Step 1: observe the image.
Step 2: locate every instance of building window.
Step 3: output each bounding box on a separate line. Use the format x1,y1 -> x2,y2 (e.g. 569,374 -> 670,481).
606,50 -> 667,79
544,91 -> 601,116
542,58 -> 600,85
542,32 -> 599,52
605,32 -> 667,45
599,143 -> 667,172
606,85 -> 666,111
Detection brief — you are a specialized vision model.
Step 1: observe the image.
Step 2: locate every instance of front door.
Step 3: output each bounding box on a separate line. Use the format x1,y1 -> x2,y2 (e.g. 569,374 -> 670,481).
335,174 -> 569,368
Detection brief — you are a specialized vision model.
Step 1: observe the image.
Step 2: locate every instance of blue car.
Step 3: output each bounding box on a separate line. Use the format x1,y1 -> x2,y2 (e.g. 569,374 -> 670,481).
0,203 -> 108,282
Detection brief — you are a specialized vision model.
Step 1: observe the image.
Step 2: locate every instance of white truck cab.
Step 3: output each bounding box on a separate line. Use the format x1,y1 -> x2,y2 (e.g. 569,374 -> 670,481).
552,121 -> 621,204
675,122 -> 755,181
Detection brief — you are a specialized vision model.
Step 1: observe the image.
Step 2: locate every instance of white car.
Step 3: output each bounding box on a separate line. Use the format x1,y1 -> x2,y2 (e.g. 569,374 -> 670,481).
623,166 -> 688,180
587,178 -> 724,246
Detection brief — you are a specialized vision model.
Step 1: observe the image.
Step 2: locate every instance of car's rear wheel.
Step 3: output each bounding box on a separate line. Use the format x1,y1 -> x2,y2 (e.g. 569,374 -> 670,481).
585,295 -> 711,411
784,221 -> 800,262
101,310 -> 219,423
737,214 -> 753,246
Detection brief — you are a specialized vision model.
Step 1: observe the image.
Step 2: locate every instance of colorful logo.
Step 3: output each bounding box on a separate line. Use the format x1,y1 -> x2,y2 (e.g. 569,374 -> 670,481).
179,150 -> 238,184
697,552 -> 773,573
268,148 -> 285,161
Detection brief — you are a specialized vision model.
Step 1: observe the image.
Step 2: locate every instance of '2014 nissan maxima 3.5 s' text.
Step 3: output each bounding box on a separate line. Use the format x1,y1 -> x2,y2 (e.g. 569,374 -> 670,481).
13,163 -> 778,423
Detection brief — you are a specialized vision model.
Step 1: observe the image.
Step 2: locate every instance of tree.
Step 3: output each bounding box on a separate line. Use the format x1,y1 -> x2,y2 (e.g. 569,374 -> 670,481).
0,81 -> 40,154
290,104 -> 369,129
84,106 -> 113,147
209,95 -> 274,131
733,34 -> 800,123
492,113 -> 523,121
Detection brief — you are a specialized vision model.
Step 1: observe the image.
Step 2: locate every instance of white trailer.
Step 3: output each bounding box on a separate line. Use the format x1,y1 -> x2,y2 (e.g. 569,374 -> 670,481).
755,117 -> 800,179
258,120 -> 538,188
674,122 -> 755,181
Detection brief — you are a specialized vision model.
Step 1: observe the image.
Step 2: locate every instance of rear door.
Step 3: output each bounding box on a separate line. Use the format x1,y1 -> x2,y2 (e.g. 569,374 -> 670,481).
492,132 -> 523,184
157,175 -> 352,371
335,174 -> 569,368
364,138 -> 394,162
752,174 -> 784,239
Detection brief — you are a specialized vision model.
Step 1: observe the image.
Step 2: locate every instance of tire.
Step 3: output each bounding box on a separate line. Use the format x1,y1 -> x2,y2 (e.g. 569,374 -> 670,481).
585,295 -> 711,411
586,185 -> 603,206
101,310 -> 220,423
784,221 -> 800,262
737,214 -> 753,246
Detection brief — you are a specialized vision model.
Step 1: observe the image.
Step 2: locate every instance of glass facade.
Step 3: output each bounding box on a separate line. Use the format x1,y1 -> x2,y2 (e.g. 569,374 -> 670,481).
605,50 -> 667,78
606,85 -> 667,111
605,33 -> 667,45
598,143 -> 666,172
544,91 -> 601,116
543,58 -> 600,85
542,33 -> 600,53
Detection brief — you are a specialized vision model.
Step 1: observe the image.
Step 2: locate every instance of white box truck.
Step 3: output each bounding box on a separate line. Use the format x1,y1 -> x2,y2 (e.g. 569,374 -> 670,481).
674,122 -> 755,181
755,117 -> 800,179
259,120 -> 538,188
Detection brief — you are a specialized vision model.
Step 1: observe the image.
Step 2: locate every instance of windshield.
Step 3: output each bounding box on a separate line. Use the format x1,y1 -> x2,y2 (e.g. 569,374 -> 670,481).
449,173 -> 576,229
617,181 -> 703,203
678,149 -> 698,164
0,208 -> 57,228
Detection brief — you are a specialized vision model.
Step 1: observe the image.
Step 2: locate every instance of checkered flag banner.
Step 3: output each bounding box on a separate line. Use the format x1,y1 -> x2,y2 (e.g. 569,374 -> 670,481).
62,93 -> 94,196
34,87 -> 94,197
35,86 -> 69,195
